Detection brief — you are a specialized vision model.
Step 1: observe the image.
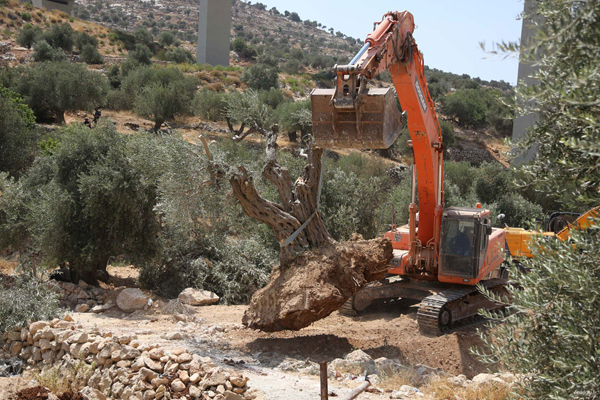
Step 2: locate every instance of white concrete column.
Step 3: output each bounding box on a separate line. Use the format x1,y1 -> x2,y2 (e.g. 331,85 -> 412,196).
512,0 -> 541,165
197,0 -> 233,66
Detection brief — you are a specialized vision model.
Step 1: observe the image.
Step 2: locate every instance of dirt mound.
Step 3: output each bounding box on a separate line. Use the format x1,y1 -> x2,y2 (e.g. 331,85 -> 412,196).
16,386 -> 50,400
243,238 -> 393,332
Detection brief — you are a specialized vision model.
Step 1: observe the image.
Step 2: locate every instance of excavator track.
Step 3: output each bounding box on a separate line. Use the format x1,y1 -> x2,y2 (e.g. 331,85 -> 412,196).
417,279 -> 508,336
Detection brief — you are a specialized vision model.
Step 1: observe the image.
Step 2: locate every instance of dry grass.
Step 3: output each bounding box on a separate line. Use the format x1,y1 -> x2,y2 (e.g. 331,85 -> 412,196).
33,360 -> 95,394
377,366 -> 422,391
423,376 -> 511,400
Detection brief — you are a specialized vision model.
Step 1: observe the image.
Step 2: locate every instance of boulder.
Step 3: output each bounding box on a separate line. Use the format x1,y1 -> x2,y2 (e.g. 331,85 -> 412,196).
117,289 -> 149,313
178,288 -> 220,306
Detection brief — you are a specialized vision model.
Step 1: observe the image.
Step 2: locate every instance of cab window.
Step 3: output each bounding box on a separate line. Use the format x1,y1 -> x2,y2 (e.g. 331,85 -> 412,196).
442,219 -> 475,257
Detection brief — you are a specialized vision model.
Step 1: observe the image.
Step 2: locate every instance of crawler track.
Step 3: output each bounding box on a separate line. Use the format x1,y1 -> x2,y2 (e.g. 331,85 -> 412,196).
417,279 -> 507,336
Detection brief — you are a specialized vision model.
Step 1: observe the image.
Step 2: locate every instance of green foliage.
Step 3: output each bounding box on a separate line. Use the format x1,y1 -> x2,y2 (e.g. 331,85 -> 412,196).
275,100 -> 311,134
194,89 -> 227,122
164,47 -> 194,64
127,44 -> 153,66
158,31 -> 175,47
0,275 -> 62,334
258,88 -> 286,110
494,192 -> 544,229
14,124 -> 160,278
226,90 -> 272,130
118,65 -> 196,112
241,63 -> 279,91
133,27 -> 153,46
476,224 -> 600,399
441,88 -> 492,127
7,62 -> 108,124
16,23 -> 41,49
232,37 -> 257,59
507,0 -> 600,207
32,40 -> 67,62
0,87 -> 38,177
439,120 -> 455,151
42,24 -> 75,52
135,81 -> 192,130
79,44 -> 103,65
321,153 -> 391,240
74,32 -> 98,51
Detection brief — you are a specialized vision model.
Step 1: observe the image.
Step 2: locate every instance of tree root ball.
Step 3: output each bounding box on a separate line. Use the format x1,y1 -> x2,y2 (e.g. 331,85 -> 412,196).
242,238 -> 393,332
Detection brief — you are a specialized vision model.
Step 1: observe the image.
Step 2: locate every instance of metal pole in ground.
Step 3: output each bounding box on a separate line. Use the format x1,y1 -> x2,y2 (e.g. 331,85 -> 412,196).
319,362 -> 328,400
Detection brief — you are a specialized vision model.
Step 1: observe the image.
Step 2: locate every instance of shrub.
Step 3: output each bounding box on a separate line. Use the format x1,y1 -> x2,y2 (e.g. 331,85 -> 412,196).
42,23 -> 75,52
231,37 -> 256,59
16,23 -> 41,49
79,43 -> 103,64
226,90 -> 272,131
441,88 -> 490,127
440,120 -> 455,151
158,31 -> 175,47
135,81 -> 192,130
276,100 -> 311,135
74,32 -> 98,51
194,89 -> 227,121
164,47 -> 194,64
14,124 -> 161,281
0,276 -> 62,333
8,61 -> 108,124
476,223 -> 600,399
0,87 -> 38,177
494,192 -> 544,229
241,63 -> 279,91
127,43 -> 153,65
258,88 -> 286,109
473,163 -> 511,204
32,39 -> 67,62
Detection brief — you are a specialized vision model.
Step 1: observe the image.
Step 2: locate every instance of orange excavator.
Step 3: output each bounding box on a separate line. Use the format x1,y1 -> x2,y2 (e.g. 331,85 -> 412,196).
311,11 -> 508,335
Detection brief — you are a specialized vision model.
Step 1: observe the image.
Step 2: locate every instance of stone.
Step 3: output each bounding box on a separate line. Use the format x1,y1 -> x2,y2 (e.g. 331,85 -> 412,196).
75,304 -> 90,313
117,288 -> 150,313
472,373 -> 508,386
171,379 -> 186,392
447,374 -> 468,387
151,377 -> 170,388
177,353 -> 193,363
223,391 -> 243,400
145,356 -> 163,372
190,373 -> 201,384
29,321 -> 49,335
189,385 -> 202,399
91,302 -> 115,313
178,370 -> 190,383
69,332 -> 89,344
9,341 -> 23,357
140,367 -> 159,382
148,348 -> 164,360
230,376 -> 248,388
178,288 -> 220,306
64,315 -> 74,322
39,339 -> 51,351
143,389 -> 156,400
81,387 -> 107,400
7,331 -> 21,341
374,357 -> 402,376
165,332 -> 183,340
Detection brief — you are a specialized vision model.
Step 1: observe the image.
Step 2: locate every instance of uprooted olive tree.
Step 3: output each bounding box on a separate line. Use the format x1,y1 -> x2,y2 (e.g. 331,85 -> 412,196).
203,126 -> 393,331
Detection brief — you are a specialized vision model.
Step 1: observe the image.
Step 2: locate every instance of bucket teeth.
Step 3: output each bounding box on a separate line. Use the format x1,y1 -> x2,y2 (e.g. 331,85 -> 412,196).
310,87 -> 405,150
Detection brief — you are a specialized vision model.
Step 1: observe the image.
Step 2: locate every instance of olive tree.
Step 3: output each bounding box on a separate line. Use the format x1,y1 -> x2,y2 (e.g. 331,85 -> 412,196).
0,87 -> 38,177
8,62 -> 108,124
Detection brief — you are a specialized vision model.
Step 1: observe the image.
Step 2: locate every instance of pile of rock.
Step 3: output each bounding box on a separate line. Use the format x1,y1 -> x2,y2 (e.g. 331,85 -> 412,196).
48,280 -> 110,313
1,317 -> 252,400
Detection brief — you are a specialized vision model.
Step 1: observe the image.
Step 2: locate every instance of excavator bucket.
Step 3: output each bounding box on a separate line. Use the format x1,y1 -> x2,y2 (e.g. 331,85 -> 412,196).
311,87 -> 405,149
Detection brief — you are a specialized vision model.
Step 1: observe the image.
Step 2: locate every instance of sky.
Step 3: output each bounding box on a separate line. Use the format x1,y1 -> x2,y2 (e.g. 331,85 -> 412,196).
248,0 -> 524,84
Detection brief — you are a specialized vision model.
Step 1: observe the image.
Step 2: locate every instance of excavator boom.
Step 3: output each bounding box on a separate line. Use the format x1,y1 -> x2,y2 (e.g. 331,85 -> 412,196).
311,11 -> 444,268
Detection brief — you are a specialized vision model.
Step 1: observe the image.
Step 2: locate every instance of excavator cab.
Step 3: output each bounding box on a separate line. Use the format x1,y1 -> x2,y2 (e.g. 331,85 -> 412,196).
439,208 -> 492,280
311,66 -> 406,149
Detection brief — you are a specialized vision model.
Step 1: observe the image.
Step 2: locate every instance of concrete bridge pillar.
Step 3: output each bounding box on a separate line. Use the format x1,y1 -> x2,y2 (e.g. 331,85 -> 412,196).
197,0 -> 233,66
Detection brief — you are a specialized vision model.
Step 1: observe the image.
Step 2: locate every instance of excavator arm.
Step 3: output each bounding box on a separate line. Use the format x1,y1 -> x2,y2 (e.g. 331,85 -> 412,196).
311,11 -> 444,272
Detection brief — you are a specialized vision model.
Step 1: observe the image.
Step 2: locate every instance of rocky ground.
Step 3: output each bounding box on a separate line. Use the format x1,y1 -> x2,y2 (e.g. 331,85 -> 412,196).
0,266 -> 516,400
